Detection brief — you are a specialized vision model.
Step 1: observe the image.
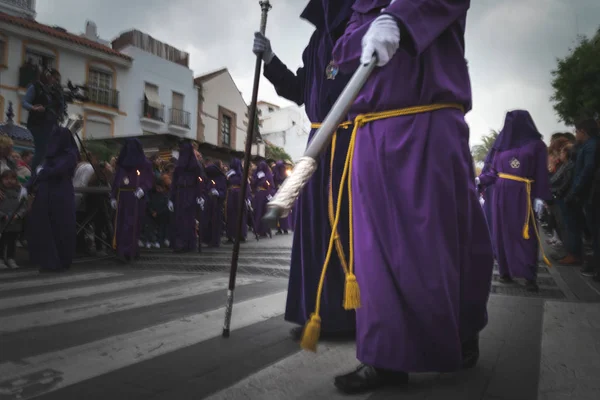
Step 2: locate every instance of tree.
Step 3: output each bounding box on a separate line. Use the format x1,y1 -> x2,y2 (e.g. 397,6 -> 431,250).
471,130 -> 499,163
550,27 -> 600,125
265,141 -> 292,162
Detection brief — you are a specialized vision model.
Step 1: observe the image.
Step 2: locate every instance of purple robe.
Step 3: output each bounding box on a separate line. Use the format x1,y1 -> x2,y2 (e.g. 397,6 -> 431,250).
225,158 -> 249,241
111,139 -> 154,258
202,164 -> 226,247
171,142 -> 203,252
263,0 -> 356,333
27,126 -> 79,271
332,0 -> 494,372
272,160 -> 291,232
486,111 -> 551,280
251,161 -> 274,237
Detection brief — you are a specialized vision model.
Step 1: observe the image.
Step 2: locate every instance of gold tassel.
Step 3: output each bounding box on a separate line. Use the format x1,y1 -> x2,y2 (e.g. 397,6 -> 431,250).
343,274 -> 361,310
543,255 -> 552,267
523,224 -> 530,240
300,314 -> 321,352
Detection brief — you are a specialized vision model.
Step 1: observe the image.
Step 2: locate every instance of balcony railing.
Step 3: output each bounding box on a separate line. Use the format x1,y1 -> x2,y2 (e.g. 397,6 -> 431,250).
3,0 -> 35,12
86,85 -> 119,109
169,108 -> 190,128
141,100 -> 165,122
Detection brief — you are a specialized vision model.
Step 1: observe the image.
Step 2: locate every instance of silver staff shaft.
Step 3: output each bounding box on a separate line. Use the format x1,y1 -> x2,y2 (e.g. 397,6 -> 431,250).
262,56 -> 377,222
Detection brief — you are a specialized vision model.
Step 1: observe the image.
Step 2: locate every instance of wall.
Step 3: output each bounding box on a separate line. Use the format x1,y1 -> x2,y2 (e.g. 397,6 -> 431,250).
0,27 -> 130,140
200,71 -> 251,153
115,45 -> 197,139
260,105 -> 310,162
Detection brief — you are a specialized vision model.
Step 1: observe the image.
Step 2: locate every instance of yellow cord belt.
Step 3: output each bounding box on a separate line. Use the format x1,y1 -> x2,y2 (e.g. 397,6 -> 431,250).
497,173 -> 551,267
301,103 -> 464,352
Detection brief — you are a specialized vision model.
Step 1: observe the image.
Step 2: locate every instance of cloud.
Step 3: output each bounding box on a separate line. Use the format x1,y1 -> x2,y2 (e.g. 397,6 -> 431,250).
35,0 -> 599,147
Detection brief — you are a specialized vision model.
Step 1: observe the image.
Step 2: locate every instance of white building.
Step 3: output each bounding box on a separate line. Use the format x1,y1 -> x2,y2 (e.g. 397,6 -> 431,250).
0,1 -> 132,140
194,68 -> 265,159
111,30 -> 197,144
257,101 -> 310,162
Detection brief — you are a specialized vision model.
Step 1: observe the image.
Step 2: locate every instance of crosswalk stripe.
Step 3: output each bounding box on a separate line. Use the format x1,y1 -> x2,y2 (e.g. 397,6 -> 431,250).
0,276 -> 264,333
0,274 -> 194,311
0,271 -> 38,280
0,291 -> 287,399
0,272 -> 123,292
205,342 -> 365,400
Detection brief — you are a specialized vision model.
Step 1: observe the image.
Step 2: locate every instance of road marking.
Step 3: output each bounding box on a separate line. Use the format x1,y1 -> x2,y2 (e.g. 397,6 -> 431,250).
205,342 -> 367,400
0,272 -> 123,292
0,275 -> 194,311
0,291 -> 287,399
0,271 -> 38,280
0,276 -> 263,333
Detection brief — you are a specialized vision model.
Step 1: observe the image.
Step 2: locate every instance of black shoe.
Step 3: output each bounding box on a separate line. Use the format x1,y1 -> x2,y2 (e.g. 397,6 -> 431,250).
581,265 -> 595,277
526,280 -> 539,292
499,274 -> 514,284
290,326 -> 303,341
334,364 -> 408,394
461,335 -> 479,369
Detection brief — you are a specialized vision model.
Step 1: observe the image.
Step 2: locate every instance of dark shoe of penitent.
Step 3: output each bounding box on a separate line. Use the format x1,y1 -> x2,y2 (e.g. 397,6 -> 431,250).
526,280 -> 539,292
461,335 -> 480,369
334,364 -> 408,394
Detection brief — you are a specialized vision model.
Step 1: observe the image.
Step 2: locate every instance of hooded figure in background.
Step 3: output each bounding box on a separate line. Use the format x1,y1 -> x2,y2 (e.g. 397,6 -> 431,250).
202,160 -> 227,247
272,160 -> 291,234
224,158 -> 249,243
110,138 -> 154,260
252,0 -> 357,340
169,141 -> 205,253
251,161 -> 274,238
27,125 -> 79,272
478,110 -> 551,291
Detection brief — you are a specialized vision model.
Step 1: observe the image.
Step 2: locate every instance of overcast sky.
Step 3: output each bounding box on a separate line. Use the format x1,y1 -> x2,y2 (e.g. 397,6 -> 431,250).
37,0 -> 599,146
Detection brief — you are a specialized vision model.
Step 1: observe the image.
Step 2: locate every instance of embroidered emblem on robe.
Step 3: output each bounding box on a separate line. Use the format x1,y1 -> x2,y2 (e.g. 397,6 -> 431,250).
510,158 -> 520,169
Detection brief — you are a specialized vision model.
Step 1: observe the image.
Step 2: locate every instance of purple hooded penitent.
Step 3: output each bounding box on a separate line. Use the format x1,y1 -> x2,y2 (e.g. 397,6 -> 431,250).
485,110 -> 550,281
28,125 -> 79,271
171,141 -> 204,252
331,0 -> 494,372
111,138 -> 154,258
263,0 -> 357,334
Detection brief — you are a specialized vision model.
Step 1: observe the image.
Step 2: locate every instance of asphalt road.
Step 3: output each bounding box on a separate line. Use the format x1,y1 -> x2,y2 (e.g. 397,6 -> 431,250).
0,234 -> 599,400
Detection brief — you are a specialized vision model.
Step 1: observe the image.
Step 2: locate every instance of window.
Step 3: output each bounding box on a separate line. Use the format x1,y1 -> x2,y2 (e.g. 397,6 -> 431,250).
87,68 -> 115,107
143,83 -> 163,120
0,38 -> 6,66
24,48 -> 55,70
222,115 -> 231,146
172,92 -> 184,110
268,107 -> 274,112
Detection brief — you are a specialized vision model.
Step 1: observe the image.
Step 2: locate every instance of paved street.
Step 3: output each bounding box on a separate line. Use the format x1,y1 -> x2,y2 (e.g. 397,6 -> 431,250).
0,234 -> 599,399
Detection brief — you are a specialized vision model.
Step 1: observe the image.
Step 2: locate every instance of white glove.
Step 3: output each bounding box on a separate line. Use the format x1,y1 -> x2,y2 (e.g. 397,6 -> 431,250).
210,188 -> 219,196
18,187 -> 28,201
245,199 -> 252,208
135,188 -> 144,199
36,165 -> 43,175
267,194 -> 273,201
475,177 -> 480,185
226,170 -> 236,178
198,197 -> 205,210
361,14 -> 400,66
168,200 -> 174,212
534,199 -> 544,214
253,32 -> 274,64
257,171 -> 265,179
110,199 -> 117,209
479,196 -> 485,207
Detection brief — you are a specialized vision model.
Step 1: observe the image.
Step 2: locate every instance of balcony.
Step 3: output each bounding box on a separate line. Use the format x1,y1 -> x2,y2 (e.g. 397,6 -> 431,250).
18,63 -> 39,89
140,99 -> 165,127
85,85 -> 119,109
2,0 -> 36,18
169,108 -> 190,129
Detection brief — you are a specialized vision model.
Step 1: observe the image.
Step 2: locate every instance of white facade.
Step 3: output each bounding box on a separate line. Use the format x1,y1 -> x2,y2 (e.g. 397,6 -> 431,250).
0,15 -> 132,140
197,69 -> 265,157
258,102 -> 311,162
117,45 -> 197,140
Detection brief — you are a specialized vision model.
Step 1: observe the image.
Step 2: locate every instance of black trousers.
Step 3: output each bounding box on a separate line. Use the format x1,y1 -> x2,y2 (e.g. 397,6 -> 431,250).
0,232 -> 18,260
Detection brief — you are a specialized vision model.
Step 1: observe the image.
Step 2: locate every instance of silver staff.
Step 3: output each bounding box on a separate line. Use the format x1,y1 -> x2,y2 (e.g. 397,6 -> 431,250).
262,56 -> 378,223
